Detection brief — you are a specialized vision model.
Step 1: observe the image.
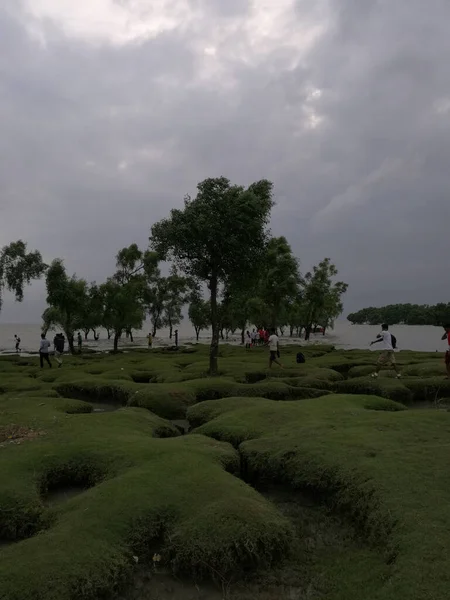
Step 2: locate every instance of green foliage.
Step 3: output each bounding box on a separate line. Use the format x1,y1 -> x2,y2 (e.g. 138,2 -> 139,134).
0,240 -> 46,312
2,346 -> 450,599
188,292 -> 210,341
302,258 -> 348,339
151,177 -> 274,373
44,260 -> 90,353
251,236 -> 301,329
348,302 -> 450,325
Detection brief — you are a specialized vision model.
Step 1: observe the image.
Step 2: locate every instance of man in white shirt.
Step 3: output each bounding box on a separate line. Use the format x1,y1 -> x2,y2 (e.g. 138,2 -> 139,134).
267,329 -> 283,369
370,324 -> 400,378
39,333 -> 52,369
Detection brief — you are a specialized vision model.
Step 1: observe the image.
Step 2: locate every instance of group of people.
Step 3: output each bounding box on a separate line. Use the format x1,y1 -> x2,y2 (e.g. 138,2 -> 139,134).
38,332 -> 66,368
37,331 -> 84,368
245,327 -> 284,369
370,323 -> 450,379
245,328 -> 270,349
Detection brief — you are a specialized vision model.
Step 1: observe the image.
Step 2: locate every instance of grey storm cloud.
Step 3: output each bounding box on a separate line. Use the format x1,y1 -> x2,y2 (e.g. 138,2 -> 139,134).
1,0 -> 450,322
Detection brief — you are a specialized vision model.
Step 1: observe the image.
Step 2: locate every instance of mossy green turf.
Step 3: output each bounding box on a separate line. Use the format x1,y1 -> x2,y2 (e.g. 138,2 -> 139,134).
0,344 -> 450,599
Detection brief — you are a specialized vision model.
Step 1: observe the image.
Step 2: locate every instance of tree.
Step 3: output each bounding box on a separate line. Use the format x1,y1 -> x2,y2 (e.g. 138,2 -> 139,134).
114,244 -> 159,339
151,177 -> 274,374
0,240 -> 46,313
79,284 -> 103,340
44,259 -> 89,353
163,267 -> 192,339
256,237 -> 301,330
303,258 -> 348,340
188,293 -> 210,341
348,303 -> 450,326
144,270 -> 168,337
100,279 -> 145,352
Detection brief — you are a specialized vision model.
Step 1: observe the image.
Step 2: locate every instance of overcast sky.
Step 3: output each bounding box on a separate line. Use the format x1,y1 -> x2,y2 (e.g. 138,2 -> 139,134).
1,0 -> 450,323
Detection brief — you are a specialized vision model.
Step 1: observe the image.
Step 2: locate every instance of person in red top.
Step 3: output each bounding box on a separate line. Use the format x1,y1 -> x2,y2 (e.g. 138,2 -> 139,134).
441,325 -> 450,378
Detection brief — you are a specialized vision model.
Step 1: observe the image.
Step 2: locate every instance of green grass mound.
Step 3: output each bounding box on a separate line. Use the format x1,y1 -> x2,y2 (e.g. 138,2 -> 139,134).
334,376 -> 413,404
192,393 -> 450,600
2,344 -> 450,599
0,400 -> 293,600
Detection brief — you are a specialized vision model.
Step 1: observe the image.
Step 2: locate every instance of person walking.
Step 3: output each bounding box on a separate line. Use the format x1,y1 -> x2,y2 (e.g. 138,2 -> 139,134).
77,332 -> 82,353
53,333 -> 65,368
14,335 -> 21,353
441,325 -> 450,379
39,333 -> 52,368
267,328 -> 283,369
370,324 -> 401,378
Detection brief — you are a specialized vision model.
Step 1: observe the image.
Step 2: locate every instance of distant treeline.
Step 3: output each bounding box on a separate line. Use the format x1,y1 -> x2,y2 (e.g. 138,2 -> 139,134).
347,303 -> 450,326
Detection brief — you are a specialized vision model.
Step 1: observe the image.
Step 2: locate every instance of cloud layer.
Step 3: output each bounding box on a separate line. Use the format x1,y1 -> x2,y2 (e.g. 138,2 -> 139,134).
1,0 -> 450,321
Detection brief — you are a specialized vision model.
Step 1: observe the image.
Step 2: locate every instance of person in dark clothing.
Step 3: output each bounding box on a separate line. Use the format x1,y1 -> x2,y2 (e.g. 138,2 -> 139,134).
14,335 -> 21,353
53,333 -> 65,368
39,333 -> 52,368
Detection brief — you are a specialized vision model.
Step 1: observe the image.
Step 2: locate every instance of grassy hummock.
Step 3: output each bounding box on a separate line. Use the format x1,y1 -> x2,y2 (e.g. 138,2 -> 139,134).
0,343 -> 450,599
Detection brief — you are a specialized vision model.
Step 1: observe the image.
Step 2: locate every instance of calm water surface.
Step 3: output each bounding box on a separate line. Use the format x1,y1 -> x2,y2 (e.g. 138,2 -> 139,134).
0,321 -> 446,354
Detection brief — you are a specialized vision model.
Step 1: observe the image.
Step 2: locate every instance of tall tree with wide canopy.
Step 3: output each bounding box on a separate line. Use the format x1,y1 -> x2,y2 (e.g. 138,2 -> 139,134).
44,259 -> 89,353
151,177 -> 274,374
0,240 -> 46,313
255,236 -> 301,330
303,258 -> 348,340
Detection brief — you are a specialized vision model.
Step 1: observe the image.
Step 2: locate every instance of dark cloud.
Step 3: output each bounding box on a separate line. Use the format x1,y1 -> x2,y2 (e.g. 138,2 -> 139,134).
1,0 -> 450,322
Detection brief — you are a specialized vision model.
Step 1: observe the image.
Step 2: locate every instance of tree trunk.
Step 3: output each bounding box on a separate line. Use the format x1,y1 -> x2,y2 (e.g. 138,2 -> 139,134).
241,328 -> 245,345
304,325 -> 312,341
209,274 -> 219,375
84,329 -> 89,340
220,329 -> 224,340
129,330 -> 134,342
107,328 -> 112,340
290,325 -> 294,337
152,324 -> 157,337
169,324 -> 173,339
195,327 -> 200,342
113,332 -> 120,352
67,334 -> 75,355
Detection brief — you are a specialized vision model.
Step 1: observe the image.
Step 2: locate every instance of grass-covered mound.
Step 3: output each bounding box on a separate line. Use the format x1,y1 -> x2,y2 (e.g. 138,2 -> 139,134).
189,393 -> 450,600
1,343 -> 450,599
0,396 -> 293,600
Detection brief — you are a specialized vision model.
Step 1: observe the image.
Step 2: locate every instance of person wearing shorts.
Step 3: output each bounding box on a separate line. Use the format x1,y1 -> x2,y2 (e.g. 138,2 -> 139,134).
370,324 -> 401,378
441,325 -> 450,379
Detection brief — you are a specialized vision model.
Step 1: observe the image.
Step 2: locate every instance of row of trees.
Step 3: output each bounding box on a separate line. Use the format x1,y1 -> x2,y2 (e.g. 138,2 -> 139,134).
347,303 -> 450,326
1,177 -> 348,374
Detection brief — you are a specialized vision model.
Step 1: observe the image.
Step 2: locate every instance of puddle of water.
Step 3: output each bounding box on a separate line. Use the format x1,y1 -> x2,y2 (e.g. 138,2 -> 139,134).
90,402 -> 121,413
44,485 -> 87,506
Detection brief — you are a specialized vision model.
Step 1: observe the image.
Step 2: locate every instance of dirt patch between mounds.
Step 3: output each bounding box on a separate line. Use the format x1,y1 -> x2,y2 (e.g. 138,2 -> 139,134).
0,425 -> 45,447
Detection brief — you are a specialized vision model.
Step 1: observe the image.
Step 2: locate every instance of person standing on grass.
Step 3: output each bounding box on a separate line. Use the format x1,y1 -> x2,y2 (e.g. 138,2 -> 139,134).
441,325 -> 450,379
39,333 -> 52,369
14,335 -> 21,353
77,332 -> 82,353
147,332 -> 153,349
53,333 -> 65,368
245,330 -> 252,349
268,328 -> 283,369
370,324 -> 401,378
